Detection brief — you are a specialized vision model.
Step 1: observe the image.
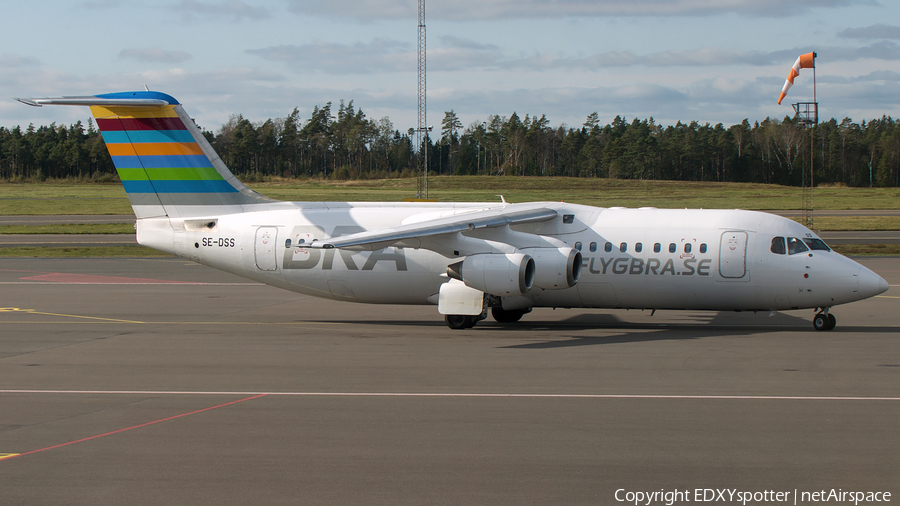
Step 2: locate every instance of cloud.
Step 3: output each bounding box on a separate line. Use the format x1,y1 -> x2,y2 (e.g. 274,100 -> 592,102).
248,36 -> 506,74
817,70 -> 900,84
247,37 -> 900,77
823,41 -> 900,61
501,48 -> 771,70
284,0 -> 869,21
497,43 -> 900,72
174,0 -> 269,21
0,54 -> 40,68
247,39 -> 413,74
119,48 -> 193,64
440,36 -> 499,52
839,24 -> 900,40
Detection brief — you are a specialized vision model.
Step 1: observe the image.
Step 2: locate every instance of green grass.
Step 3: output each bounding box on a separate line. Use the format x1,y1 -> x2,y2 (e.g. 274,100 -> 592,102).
0,183 -> 132,214
2,177 -> 900,215
0,245 -> 171,258
830,244 -> 900,256
794,216 -> 900,231
255,177 -> 900,211
0,223 -> 135,234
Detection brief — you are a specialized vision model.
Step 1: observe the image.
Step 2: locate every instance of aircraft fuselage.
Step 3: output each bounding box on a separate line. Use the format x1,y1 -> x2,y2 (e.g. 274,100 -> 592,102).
136,202 -> 884,313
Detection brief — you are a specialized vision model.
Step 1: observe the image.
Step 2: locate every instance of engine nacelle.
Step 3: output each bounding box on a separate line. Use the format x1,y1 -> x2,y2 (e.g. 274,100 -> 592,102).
524,247 -> 582,289
447,253 -> 534,296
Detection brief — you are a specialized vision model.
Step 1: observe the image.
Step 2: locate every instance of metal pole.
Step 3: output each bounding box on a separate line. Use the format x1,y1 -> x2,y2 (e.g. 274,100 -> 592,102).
810,55 -> 817,229
417,0 -> 427,199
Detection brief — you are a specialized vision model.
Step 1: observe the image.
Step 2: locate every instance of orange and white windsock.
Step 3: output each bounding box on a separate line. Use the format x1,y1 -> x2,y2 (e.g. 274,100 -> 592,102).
777,52 -> 816,105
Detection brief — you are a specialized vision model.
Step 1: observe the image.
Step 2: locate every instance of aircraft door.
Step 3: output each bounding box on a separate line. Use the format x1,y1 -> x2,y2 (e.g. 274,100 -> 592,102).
255,227 -> 278,271
719,231 -> 747,278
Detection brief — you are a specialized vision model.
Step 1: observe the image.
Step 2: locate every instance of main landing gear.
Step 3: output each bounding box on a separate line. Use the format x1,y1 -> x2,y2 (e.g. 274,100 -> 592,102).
444,313 -> 483,330
813,307 -> 837,331
490,307 -> 528,323
444,307 -> 532,329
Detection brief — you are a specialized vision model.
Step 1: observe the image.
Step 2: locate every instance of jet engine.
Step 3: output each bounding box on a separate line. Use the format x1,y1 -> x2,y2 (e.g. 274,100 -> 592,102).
447,253 -> 534,296
524,247 -> 582,289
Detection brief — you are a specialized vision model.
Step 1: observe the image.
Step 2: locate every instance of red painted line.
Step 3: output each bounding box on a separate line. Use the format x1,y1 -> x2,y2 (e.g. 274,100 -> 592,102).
2,394 -> 268,461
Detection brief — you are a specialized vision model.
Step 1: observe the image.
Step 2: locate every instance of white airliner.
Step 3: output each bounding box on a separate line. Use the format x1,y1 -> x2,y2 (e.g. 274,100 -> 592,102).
17,91 -> 889,330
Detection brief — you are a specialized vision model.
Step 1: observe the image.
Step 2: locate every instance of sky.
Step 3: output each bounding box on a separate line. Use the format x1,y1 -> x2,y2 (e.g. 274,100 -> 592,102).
2,0 -> 900,135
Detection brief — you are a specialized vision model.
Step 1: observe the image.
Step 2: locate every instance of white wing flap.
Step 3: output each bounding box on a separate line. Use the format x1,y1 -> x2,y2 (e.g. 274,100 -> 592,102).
314,204 -> 558,251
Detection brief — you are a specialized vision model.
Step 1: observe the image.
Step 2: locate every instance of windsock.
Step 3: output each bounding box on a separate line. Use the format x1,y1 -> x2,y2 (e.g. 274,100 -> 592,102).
777,52 -> 816,105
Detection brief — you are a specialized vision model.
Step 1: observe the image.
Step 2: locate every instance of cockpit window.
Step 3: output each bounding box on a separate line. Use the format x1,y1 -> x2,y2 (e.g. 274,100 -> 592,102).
771,237 -> 786,255
803,238 -> 831,252
787,237 -> 809,255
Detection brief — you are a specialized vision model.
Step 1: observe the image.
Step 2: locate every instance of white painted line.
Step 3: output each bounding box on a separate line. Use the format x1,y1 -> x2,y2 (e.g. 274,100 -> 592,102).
1,390 -> 898,401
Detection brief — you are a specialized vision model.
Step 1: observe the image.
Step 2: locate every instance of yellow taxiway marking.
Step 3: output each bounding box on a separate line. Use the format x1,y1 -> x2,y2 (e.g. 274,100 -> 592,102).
0,454 -> 19,460
0,308 -> 335,326
0,308 -> 145,324
875,295 -> 900,299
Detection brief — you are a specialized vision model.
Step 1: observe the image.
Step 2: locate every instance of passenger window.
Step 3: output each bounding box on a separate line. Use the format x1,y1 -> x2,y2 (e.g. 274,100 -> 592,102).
803,238 -> 831,252
589,242 -> 597,252
574,242 -> 583,251
635,243 -> 643,253
620,242 -> 627,252
668,243 -> 676,253
563,214 -> 575,224
684,243 -> 692,254
653,243 -> 661,253
285,239 -> 292,248
605,242 -> 612,253
787,237 -> 809,255
771,237 -> 786,255
699,243 -> 707,254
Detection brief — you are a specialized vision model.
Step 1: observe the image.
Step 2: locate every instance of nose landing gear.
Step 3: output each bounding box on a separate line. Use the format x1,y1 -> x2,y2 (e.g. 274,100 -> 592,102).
813,307 -> 836,331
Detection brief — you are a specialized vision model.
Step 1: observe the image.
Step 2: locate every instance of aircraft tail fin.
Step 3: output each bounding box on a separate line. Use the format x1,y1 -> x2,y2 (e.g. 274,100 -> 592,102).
17,91 -> 275,218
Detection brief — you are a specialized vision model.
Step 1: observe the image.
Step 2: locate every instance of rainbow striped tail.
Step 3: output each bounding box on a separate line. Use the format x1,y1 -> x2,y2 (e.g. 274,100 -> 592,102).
17,91 -> 274,218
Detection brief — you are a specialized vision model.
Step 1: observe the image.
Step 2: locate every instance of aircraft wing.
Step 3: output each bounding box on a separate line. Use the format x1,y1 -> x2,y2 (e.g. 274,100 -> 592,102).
314,204 -> 558,251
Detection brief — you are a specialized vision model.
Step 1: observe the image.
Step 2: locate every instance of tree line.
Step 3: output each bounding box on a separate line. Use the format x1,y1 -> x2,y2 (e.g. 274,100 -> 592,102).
1,101 -> 899,188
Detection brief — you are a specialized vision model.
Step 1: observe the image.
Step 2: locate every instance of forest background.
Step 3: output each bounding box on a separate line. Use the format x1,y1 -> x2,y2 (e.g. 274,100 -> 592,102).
1,102 -> 899,188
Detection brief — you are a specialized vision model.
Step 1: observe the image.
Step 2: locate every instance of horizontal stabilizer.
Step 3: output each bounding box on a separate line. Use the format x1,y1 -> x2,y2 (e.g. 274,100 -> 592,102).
16,97 -> 170,107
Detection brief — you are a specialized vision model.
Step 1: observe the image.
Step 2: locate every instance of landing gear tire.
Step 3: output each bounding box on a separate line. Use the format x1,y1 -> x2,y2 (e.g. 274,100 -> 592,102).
491,307 -> 526,323
813,312 -> 836,331
445,314 -> 478,330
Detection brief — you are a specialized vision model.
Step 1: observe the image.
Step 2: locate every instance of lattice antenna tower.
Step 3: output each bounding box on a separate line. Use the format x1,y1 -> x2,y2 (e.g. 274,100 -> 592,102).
416,0 -> 427,198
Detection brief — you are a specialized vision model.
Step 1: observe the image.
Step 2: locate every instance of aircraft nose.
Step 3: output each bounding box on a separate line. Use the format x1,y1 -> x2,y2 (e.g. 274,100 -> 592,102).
858,266 -> 889,299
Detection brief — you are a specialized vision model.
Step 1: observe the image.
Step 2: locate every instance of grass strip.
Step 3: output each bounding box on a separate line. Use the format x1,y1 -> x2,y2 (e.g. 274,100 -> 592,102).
830,244 -> 900,256
795,216 -> 900,231
0,245 -> 172,258
0,223 -> 135,234
3,178 -> 900,215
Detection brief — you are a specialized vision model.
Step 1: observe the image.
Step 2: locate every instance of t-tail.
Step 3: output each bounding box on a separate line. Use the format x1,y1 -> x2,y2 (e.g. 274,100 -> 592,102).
16,91 -> 275,219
